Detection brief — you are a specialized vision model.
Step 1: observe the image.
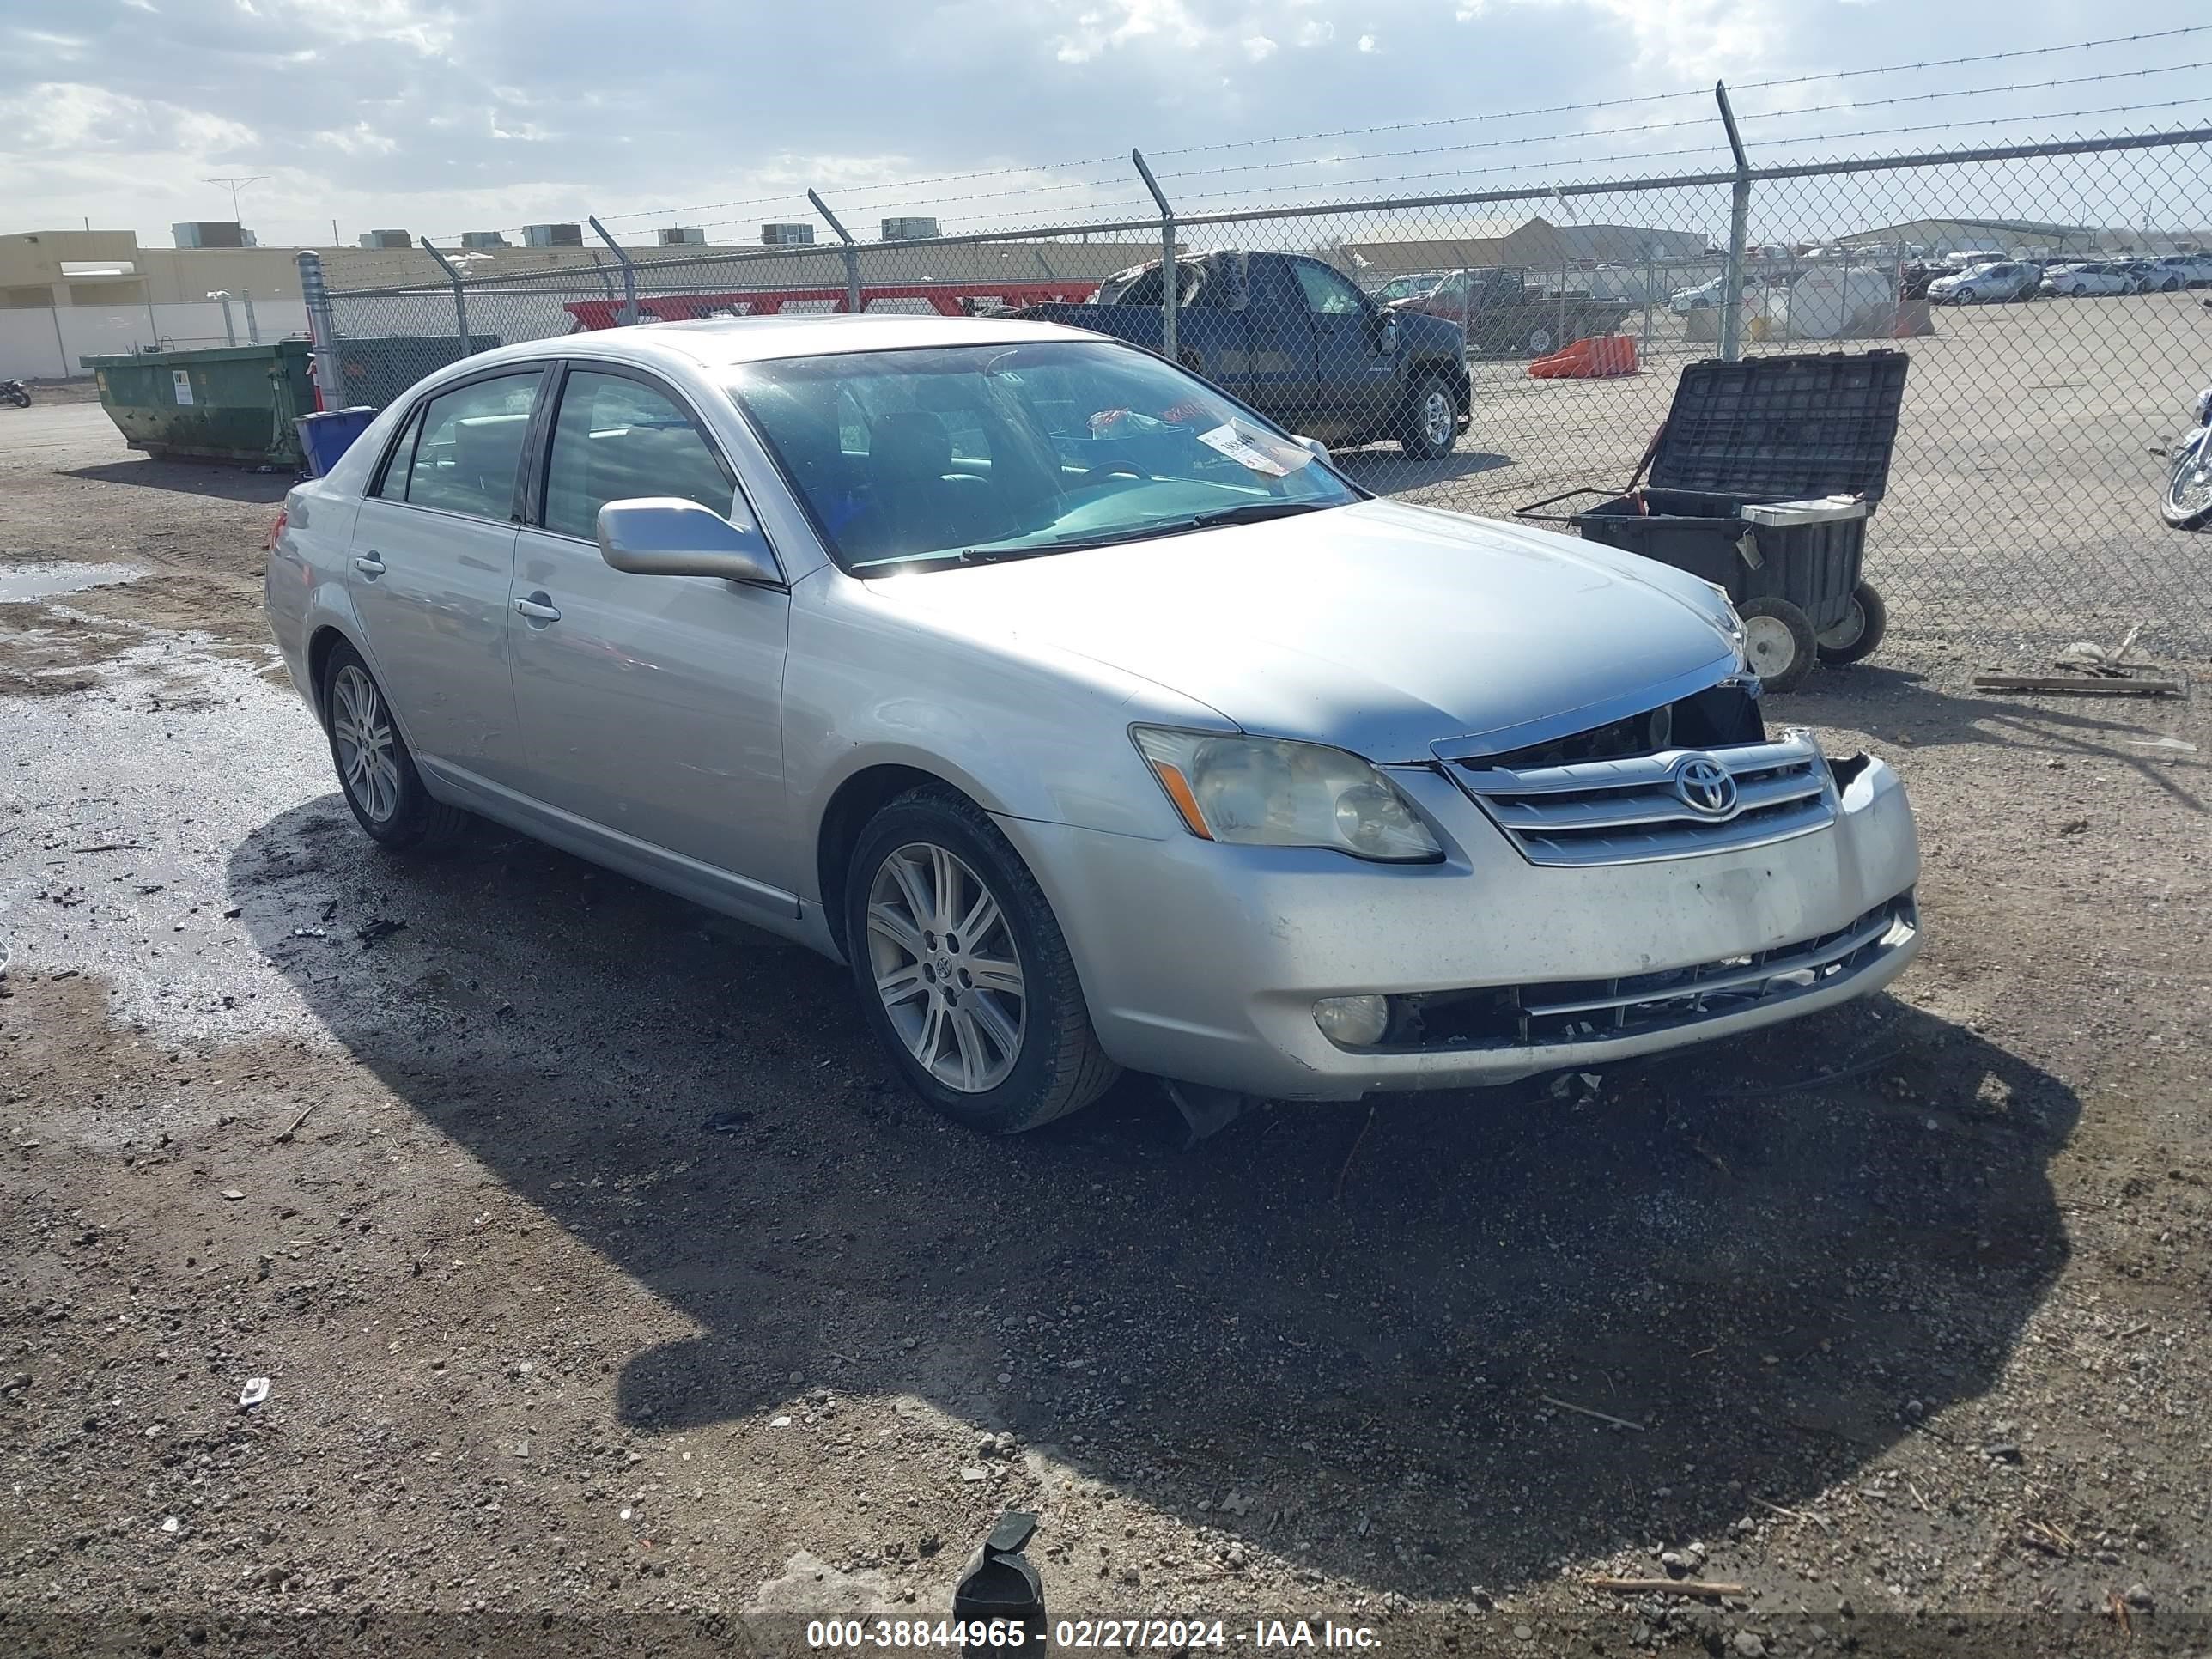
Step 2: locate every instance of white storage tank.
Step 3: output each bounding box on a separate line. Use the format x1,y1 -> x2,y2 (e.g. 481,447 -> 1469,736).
1785,266 -> 1899,341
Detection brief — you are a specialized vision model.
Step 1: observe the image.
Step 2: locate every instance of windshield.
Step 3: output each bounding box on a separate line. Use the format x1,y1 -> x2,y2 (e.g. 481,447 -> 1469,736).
727,340 -> 1362,572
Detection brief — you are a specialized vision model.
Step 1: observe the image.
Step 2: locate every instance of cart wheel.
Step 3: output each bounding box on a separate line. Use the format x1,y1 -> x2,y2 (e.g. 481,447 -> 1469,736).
1738,597 -> 1818,692
1815,581 -> 1888,666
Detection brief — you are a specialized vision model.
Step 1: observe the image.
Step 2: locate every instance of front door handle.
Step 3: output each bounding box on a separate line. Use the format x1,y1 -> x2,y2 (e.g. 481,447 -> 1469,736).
353,553 -> 386,577
514,593 -> 562,623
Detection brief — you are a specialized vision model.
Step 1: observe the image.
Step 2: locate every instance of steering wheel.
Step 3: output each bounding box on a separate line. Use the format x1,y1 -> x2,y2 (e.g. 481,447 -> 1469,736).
1084,445 -> 1147,480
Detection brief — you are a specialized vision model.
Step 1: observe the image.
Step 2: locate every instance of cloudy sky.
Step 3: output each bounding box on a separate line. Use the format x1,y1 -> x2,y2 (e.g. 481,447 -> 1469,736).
1,0 -> 2201,249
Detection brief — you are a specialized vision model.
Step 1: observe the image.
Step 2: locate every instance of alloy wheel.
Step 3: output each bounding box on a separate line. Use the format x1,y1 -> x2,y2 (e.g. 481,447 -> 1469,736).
330,664 -> 400,824
1420,390 -> 1454,449
864,841 -> 1026,1093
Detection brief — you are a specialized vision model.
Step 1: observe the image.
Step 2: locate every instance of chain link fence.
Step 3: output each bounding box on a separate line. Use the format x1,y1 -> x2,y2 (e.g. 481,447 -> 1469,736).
317,129 -> 2212,656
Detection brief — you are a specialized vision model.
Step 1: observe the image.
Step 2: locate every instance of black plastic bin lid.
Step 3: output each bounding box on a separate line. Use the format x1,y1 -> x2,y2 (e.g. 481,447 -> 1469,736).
1648,349 -> 1910,502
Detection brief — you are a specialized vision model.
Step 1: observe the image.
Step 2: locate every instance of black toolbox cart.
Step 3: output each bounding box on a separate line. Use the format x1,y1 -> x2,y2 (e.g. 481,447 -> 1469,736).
1520,350 -> 1908,691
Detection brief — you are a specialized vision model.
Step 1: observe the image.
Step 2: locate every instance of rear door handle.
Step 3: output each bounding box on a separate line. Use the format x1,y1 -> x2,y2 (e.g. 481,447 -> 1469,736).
514,594 -> 562,623
353,553 -> 386,577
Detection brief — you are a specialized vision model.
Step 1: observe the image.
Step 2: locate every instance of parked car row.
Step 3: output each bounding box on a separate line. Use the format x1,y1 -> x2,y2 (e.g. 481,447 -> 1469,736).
1920,252 -> 2212,303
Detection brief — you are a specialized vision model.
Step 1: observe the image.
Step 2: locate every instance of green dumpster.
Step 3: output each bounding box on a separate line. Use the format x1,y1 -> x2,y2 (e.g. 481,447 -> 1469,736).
83,340 -> 316,467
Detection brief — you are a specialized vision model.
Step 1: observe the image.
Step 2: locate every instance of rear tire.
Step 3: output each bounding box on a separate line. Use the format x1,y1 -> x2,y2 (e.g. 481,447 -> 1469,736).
1522,324 -> 1557,357
1396,372 -> 1458,460
844,787 -> 1119,1133
1815,581 -> 1888,666
1737,597 -> 1818,693
319,642 -> 470,850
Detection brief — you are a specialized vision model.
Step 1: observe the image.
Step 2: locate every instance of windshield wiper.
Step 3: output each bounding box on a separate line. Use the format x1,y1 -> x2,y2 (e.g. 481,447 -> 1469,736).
860,502 -> 1342,572
1182,501 -> 1336,529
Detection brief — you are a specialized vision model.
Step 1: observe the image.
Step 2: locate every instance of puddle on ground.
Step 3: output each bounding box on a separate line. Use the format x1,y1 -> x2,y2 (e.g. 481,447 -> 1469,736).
0,562 -> 148,603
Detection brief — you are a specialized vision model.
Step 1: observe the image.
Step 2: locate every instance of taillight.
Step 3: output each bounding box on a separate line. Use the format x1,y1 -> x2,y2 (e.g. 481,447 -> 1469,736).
264,507 -> 288,551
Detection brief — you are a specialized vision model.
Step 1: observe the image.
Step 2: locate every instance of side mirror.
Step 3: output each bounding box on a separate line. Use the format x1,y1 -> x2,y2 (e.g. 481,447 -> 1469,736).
1292,434 -> 1331,461
1377,313 -> 1400,355
597,498 -> 783,586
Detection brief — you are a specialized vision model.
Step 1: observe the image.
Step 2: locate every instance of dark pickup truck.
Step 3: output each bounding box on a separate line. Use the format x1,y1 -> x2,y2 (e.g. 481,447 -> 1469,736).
1386,267 -> 1635,359
1016,250 -> 1471,459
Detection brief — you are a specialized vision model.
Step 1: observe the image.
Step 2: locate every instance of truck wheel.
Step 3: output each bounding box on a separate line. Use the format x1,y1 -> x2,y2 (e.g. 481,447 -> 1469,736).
1397,373 -> 1458,460
1737,597 -> 1818,693
1814,582 -> 1888,666
1522,324 -> 1557,357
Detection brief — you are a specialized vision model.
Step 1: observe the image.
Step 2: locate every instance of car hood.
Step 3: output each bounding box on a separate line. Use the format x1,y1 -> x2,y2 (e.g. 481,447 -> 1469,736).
864,497 -> 1741,762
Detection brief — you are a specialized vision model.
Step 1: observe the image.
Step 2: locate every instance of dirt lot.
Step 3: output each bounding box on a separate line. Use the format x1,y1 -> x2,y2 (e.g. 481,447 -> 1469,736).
1,401 -> 2209,1658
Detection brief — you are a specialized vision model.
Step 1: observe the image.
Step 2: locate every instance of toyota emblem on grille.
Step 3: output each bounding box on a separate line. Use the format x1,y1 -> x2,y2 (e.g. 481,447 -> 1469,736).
1674,756 -> 1738,817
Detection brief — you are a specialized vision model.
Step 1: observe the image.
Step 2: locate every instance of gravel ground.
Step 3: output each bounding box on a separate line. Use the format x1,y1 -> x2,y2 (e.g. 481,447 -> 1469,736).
1,403 -> 2208,1658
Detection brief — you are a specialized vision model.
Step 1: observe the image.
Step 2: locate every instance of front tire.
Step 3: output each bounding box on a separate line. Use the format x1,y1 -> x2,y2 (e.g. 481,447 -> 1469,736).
1397,372 -> 1458,460
1522,324 -> 1557,357
845,787 -> 1119,1133
320,642 -> 469,849
1737,597 -> 1818,693
2163,436 -> 2212,530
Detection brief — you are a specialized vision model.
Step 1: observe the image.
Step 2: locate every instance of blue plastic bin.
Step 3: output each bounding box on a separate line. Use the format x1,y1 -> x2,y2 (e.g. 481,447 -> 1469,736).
295,406 -> 379,477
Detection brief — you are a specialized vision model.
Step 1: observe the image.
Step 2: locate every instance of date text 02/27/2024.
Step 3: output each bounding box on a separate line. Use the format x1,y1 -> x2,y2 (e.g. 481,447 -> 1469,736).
1060,1622 -> 1380,1650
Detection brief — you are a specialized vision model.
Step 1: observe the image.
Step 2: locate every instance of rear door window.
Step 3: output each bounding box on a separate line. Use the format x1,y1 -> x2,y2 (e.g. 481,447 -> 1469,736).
385,372 -> 544,520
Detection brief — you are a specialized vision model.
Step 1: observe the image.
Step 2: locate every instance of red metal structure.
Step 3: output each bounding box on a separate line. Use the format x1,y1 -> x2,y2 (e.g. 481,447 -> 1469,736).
564,282 -> 1098,331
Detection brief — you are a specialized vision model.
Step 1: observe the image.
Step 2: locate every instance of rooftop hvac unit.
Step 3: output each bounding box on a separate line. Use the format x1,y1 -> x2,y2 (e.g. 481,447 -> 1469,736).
523,223 -> 585,247
172,221 -> 248,249
356,229 -> 410,250
459,231 -> 510,250
658,228 -> 708,246
880,216 -> 940,242
761,223 -> 816,246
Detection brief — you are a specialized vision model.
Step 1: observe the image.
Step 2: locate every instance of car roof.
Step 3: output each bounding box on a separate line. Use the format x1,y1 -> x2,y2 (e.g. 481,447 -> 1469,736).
448,313 -> 1107,380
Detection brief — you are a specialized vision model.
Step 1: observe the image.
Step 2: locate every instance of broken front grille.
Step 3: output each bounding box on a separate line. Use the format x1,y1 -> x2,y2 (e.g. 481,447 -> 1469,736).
1399,894 -> 1917,1052
1444,730 -> 1836,867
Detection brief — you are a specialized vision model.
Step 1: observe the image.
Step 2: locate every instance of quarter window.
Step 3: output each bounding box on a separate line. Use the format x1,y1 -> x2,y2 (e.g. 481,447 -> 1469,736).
381,372 -> 542,520
543,370 -> 734,542
374,405 -> 425,502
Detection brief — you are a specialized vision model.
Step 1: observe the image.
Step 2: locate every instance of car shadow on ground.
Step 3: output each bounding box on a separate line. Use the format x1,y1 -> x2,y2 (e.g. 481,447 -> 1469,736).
230,795 -> 2078,1601
1783,662 -> 2205,811
1331,447 -> 1515,492
61,458 -> 294,502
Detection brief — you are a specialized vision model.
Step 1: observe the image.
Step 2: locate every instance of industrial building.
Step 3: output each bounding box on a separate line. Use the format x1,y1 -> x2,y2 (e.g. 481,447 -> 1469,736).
1340,216 -> 1712,279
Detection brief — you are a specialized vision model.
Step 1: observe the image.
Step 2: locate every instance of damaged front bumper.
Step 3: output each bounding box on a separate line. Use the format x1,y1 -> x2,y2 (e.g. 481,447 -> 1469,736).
1000,738 -> 1922,1101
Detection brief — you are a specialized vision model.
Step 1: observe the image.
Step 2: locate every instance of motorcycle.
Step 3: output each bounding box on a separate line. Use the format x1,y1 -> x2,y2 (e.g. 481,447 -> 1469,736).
0,379 -> 29,409
2165,382 -> 2212,531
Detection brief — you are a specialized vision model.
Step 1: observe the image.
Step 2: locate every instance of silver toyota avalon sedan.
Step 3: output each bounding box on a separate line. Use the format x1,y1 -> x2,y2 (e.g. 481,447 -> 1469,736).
264,314 -> 1922,1133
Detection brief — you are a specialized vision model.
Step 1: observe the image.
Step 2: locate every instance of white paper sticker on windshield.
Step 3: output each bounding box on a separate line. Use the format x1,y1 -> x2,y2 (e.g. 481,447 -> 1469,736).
1196,422 -> 1290,477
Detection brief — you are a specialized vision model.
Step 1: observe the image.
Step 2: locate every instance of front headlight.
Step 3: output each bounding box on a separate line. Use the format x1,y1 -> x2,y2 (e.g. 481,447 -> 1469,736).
1131,727 -> 1442,862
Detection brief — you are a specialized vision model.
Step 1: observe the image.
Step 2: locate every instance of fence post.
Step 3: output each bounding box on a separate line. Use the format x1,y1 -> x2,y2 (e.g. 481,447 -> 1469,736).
1130,149 -> 1176,365
809,190 -> 865,313
1716,80 -> 1751,362
417,238 -> 473,357
1641,246 -> 1656,356
295,251 -> 342,413
240,288 -> 261,344
587,216 -> 639,325
210,290 -> 238,348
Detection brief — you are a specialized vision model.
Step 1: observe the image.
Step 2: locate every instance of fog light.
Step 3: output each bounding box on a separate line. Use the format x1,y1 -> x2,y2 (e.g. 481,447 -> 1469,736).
1313,994 -> 1390,1048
